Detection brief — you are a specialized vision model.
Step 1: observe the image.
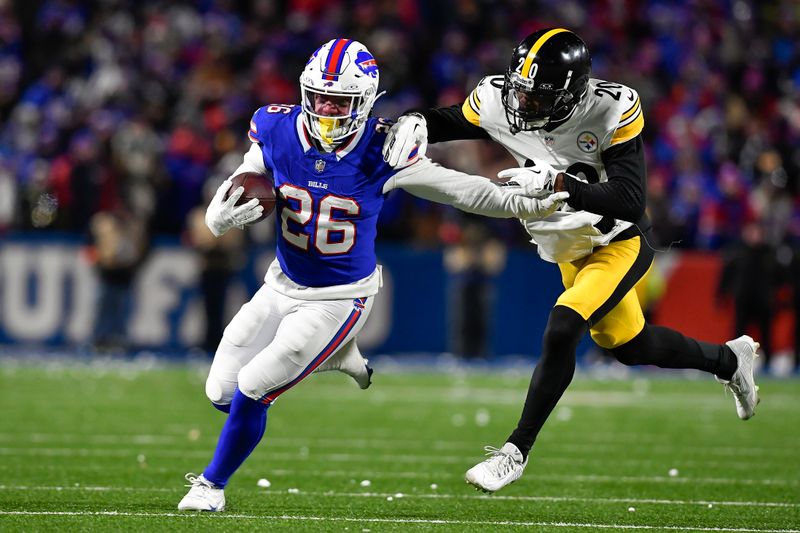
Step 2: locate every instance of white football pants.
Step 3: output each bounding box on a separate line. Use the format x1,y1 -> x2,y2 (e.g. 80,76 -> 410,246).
205,283 -> 373,405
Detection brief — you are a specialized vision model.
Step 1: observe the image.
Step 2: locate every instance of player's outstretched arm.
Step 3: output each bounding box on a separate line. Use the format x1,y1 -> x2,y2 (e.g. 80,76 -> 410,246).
385,158 -> 568,219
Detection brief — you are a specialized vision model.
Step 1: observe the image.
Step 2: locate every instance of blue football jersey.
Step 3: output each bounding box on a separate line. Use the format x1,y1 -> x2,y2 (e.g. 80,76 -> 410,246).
248,105 -> 397,287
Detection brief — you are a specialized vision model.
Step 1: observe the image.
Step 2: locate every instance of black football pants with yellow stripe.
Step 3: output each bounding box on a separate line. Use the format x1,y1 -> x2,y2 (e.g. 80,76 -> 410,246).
507,235 -> 738,459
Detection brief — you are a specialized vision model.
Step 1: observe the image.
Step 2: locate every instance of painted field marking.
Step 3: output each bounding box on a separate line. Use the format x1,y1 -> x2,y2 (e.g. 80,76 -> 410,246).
0,446 -> 796,487
0,510 -> 798,532
0,485 -> 796,509
0,432 -> 796,460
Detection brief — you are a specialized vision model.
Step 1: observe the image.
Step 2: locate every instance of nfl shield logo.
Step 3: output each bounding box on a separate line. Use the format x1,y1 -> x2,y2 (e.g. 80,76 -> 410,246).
315,159 -> 326,173
544,135 -> 556,147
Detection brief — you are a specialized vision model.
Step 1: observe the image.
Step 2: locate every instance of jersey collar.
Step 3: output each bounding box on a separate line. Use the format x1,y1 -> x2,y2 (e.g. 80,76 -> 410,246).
295,113 -> 366,161
541,97 -> 583,132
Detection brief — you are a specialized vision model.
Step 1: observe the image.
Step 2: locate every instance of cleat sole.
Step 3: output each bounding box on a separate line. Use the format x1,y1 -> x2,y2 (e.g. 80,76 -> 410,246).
465,477 -> 492,494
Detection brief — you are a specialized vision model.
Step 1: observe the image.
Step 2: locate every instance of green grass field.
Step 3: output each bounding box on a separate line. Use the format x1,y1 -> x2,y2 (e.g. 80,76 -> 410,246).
0,360 -> 798,532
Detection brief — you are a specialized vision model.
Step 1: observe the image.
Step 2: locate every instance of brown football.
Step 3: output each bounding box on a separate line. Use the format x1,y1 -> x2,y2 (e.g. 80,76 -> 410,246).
225,171 -> 276,222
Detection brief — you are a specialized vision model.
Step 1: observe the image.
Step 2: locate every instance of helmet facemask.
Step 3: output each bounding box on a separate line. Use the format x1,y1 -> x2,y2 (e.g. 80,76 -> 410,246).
502,70 -> 576,132
300,84 -> 376,145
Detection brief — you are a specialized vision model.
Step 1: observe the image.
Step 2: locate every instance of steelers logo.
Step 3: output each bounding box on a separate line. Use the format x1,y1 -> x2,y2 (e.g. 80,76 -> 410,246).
577,131 -> 598,153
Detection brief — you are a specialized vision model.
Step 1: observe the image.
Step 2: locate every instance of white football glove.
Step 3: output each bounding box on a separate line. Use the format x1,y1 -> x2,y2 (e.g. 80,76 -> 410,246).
205,180 -> 264,237
495,160 -> 559,199
528,191 -> 570,219
382,113 -> 428,168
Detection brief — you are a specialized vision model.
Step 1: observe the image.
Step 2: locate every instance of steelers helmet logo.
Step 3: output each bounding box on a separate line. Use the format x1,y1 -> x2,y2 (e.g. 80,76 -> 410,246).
577,131 -> 598,153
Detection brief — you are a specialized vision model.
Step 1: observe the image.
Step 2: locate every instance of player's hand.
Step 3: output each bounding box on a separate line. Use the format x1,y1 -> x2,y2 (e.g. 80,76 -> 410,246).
530,191 -> 570,218
205,180 -> 263,237
495,160 -> 559,199
382,113 -> 428,168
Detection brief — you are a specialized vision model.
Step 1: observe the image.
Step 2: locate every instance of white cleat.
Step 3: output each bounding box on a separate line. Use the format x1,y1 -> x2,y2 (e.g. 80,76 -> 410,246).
717,335 -> 761,420
317,338 -> 373,389
465,442 -> 528,493
177,473 -> 225,512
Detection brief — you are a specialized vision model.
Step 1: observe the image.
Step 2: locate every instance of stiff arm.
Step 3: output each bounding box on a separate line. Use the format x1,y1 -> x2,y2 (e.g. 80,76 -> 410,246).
384,158 -> 566,219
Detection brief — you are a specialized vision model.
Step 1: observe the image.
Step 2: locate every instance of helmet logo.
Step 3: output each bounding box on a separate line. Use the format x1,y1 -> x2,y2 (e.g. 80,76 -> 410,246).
355,50 -> 379,78
577,131 -> 598,153
322,39 -> 355,81
323,81 -> 334,87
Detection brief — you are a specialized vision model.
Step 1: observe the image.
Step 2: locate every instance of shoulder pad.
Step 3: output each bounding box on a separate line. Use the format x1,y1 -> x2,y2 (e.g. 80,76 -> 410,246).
249,104 -> 298,144
587,80 -> 644,146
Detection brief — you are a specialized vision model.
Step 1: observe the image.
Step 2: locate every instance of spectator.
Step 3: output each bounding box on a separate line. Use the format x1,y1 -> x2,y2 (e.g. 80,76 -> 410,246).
718,221 -> 777,371
443,220 -> 507,359
88,209 -> 148,352
185,183 -> 245,354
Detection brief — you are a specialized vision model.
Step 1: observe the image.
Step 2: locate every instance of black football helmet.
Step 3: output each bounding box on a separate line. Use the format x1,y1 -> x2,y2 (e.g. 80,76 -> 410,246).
501,28 -> 591,133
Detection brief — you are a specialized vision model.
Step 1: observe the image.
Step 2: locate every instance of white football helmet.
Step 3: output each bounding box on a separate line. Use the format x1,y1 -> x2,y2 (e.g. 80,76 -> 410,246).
300,39 -> 381,145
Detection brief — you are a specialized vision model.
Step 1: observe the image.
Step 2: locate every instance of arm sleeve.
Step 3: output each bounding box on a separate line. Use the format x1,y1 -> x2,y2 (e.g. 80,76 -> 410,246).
413,105 -> 490,143
384,159 -> 544,219
561,135 -> 647,223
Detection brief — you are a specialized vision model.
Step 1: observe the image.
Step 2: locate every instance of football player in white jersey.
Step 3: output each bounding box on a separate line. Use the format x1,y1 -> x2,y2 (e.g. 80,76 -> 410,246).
176,37 -> 568,512
383,28 -> 761,494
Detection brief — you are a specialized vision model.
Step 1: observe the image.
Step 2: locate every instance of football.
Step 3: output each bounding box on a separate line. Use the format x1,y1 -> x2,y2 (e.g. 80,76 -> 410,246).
225,171 -> 276,222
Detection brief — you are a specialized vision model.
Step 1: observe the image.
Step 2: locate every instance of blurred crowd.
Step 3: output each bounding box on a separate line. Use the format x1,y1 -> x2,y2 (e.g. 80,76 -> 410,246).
0,0 -> 798,249
1,0 -> 798,364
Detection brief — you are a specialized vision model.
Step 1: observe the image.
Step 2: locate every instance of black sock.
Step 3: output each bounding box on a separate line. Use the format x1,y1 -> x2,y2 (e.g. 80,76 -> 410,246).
507,306 -> 588,459
610,324 -> 738,380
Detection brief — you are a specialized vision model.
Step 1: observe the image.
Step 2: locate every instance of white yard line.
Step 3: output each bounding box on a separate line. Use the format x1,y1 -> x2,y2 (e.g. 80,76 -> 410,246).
0,446 -> 796,487
0,511 -> 797,532
0,432 -> 796,459
0,485 -> 796,509
254,388 -> 800,410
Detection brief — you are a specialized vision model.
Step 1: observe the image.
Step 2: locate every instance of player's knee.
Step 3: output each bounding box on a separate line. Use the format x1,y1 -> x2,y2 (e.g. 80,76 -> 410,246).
237,365 -> 268,402
607,326 -> 651,366
205,373 -> 235,407
542,306 -> 587,354
608,344 -> 640,366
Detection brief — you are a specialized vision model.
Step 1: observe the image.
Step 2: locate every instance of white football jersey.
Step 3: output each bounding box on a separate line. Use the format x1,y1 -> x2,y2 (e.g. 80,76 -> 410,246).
462,76 -> 645,263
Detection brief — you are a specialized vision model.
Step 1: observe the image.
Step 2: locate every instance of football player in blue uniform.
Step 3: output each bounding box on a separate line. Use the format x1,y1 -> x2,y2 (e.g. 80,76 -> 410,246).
383,28 -> 761,493
177,38 -> 568,512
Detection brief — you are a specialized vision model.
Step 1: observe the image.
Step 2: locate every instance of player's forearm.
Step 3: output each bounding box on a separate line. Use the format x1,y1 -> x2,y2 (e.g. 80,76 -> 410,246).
410,105 -> 490,143
390,160 -> 535,219
558,136 -> 646,222
560,176 -> 644,222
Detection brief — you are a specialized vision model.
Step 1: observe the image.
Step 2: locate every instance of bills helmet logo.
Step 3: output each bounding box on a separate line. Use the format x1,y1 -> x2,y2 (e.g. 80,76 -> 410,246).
355,50 -> 379,78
